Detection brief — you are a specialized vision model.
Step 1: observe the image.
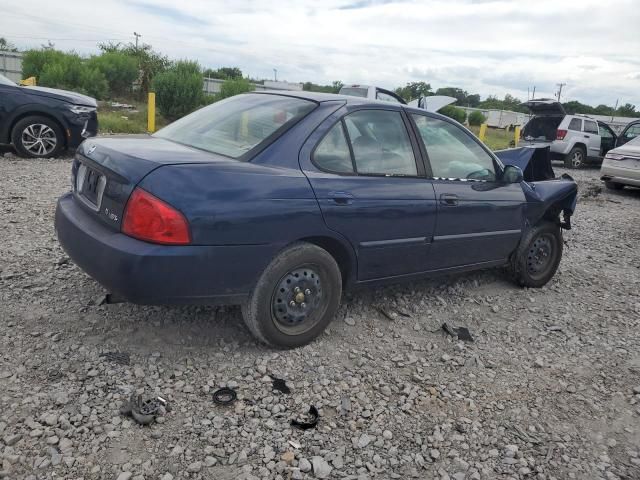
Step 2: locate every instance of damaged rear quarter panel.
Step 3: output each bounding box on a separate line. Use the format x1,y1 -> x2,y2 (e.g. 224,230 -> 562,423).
521,175 -> 578,228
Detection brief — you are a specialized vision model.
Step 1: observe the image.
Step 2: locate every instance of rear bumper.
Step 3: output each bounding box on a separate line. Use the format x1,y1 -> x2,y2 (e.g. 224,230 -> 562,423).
55,193 -> 274,305
601,163 -> 640,187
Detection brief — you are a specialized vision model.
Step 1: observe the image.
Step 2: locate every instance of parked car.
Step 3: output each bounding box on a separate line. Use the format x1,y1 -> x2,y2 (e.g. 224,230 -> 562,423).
520,99 -> 617,168
616,119 -> 640,147
600,134 -> 640,190
339,84 -> 406,104
0,73 -> 97,158
55,92 -> 577,348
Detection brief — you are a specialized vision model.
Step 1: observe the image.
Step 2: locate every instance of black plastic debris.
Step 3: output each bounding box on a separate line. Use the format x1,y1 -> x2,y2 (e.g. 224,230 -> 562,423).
100,351 -> 130,365
441,322 -> 474,342
269,375 -> 291,394
212,387 -> 237,405
120,394 -> 167,425
291,405 -> 319,430
376,306 -> 411,321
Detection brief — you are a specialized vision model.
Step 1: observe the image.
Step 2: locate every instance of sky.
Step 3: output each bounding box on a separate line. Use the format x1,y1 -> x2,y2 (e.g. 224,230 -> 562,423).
1,0 -> 639,107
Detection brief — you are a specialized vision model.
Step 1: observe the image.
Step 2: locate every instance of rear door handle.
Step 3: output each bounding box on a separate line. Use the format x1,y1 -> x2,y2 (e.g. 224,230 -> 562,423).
440,193 -> 458,206
328,191 -> 354,205
584,135 -> 590,138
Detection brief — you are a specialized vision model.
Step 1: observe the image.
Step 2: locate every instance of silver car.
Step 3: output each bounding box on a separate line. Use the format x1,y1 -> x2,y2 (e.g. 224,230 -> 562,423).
600,134 -> 640,190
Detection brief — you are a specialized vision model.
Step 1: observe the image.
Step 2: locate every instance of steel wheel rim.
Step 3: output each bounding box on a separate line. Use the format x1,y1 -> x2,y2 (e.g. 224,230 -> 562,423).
571,151 -> 583,168
526,233 -> 555,279
271,266 -> 324,335
21,124 -> 57,156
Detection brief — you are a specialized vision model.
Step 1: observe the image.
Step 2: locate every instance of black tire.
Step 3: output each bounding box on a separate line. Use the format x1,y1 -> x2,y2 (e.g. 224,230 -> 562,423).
604,180 -> 624,190
11,115 -> 64,158
564,146 -> 586,169
510,221 -> 563,288
242,243 -> 342,349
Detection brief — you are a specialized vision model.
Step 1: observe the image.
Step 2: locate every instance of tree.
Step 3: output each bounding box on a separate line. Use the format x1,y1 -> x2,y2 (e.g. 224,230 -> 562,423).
617,103 -> 637,116
0,37 -> 18,52
394,81 -> 432,101
468,110 -> 486,126
439,105 -> 466,123
218,77 -> 253,99
153,60 -> 204,120
88,52 -> 138,97
203,67 -> 243,80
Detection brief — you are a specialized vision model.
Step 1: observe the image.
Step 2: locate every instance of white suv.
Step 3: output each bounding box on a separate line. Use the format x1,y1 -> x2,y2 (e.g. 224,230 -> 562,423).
520,99 -> 617,168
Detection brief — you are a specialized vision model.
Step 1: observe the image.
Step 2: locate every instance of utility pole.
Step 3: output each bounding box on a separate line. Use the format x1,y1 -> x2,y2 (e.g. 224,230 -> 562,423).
273,69 -> 277,82
532,86 -> 536,99
133,32 -> 142,50
612,99 -> 618,122
556,82 -> 566,102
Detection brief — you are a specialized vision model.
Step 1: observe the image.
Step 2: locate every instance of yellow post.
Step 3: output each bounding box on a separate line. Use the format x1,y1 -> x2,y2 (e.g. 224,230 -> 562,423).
147,92 -> 156,133
514,126 -> 521,147
479,123 -> 487,142
20,76 -> 37,86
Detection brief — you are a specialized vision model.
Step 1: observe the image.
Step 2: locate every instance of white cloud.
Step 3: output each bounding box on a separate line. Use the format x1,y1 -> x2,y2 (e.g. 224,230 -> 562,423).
1,0 -> 638,106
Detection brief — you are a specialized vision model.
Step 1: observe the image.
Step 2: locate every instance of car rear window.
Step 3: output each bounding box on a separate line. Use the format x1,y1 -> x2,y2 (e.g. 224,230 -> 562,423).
154,94 -> 316,159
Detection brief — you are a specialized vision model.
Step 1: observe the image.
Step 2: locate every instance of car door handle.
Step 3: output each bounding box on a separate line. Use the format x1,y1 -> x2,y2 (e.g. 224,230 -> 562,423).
328,191 -> 354,205
584,135 -> 590,138
440,194 -> 458,206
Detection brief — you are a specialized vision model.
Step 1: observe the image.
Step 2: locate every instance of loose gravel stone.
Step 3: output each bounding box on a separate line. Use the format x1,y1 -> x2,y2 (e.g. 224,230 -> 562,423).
0,156 -> 639,479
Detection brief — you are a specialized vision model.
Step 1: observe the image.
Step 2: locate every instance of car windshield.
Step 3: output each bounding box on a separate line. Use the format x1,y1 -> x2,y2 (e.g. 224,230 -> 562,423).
0,73 -> 16,86
154,94 -> 316,159
339,87 -> 369,98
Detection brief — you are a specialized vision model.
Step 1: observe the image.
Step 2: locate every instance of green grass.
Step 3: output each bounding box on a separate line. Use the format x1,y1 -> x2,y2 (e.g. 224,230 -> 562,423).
469,125 -> 516,151
98,106 -> 167,134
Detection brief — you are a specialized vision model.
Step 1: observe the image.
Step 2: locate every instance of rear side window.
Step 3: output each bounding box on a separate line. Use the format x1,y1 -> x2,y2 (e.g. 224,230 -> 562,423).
568,118 -> 582,131
314,123 -> 354,173
584,120 -> 598,134
413,114 -> 496,181
313,110 -> 418,176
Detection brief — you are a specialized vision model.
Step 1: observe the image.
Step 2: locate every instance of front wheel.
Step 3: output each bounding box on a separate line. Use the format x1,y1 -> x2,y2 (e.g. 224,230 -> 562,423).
11,116 -> 64,158
510,221 -> 563,288
242,243 -> 342,349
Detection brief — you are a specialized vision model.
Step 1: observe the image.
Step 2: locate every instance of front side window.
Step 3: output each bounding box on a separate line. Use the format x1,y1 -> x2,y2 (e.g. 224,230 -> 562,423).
624,125 -> 640,140
584,120 -> 598,134
413,114 -> 496,181
155,94 -> 316,159
598,124 -> 614,139
568,118 -> 582,131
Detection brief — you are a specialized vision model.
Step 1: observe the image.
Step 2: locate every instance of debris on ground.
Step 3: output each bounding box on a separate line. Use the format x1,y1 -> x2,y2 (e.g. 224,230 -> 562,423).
269,374 -> 291,394
291,405 -> 319,430
120,394 -> 168,425
441,322 -> 474,342
212,387 -> 237,405
99,351 -> 131,365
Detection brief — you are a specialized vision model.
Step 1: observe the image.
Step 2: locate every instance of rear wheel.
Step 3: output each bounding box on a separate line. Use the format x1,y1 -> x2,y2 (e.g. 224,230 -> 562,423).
564,146 -> 585,169
604,180 -> 624,190
11,116 -> 64,158
242,243 -> 342,349
510,221 -> 563,288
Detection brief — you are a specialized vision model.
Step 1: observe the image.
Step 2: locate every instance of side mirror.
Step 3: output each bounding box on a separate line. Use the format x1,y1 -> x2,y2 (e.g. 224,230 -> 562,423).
503,165 -> 523,183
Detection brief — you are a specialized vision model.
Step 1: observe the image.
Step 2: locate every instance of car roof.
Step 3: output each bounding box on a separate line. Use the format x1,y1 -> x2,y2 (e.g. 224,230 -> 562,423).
251,90 -> 398,106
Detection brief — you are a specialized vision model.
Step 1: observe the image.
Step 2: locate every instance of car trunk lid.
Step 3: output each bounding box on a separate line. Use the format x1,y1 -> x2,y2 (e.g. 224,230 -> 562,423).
72,135 -> 233,231
521,99 -> 566,115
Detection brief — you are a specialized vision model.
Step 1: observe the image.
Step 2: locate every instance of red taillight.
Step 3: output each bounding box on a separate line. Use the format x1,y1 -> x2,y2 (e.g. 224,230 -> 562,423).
556,129 -> 567,140
122,188 -> 191,245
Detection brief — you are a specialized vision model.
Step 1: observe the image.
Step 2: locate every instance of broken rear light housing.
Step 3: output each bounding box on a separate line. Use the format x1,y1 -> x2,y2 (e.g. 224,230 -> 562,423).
122,188 -> 191,245
556,129 -> 568,140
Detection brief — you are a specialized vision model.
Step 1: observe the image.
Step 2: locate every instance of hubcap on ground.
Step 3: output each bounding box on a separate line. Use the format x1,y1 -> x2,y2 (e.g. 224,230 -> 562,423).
527,234 -> 554,277
272,267 -> 323,334
21,124 -> 57,156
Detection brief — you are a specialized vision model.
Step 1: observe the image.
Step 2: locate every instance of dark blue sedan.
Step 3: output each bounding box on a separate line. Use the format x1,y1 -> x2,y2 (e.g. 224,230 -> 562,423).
55,92 -> 577,348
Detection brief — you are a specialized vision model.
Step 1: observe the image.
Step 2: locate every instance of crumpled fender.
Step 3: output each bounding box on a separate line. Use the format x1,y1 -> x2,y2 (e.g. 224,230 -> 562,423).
521,174 -> 578,229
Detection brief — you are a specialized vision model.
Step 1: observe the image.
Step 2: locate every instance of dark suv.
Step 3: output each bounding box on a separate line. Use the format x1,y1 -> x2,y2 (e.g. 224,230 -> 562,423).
0,73 -> 98,158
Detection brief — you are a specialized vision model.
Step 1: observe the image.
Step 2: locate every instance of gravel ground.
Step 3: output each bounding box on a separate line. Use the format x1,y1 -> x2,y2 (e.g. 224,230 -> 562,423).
1,150 -> 639,480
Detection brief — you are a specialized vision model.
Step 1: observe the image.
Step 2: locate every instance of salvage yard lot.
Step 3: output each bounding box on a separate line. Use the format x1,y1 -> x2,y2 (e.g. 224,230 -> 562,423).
1,153 -> 639,479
